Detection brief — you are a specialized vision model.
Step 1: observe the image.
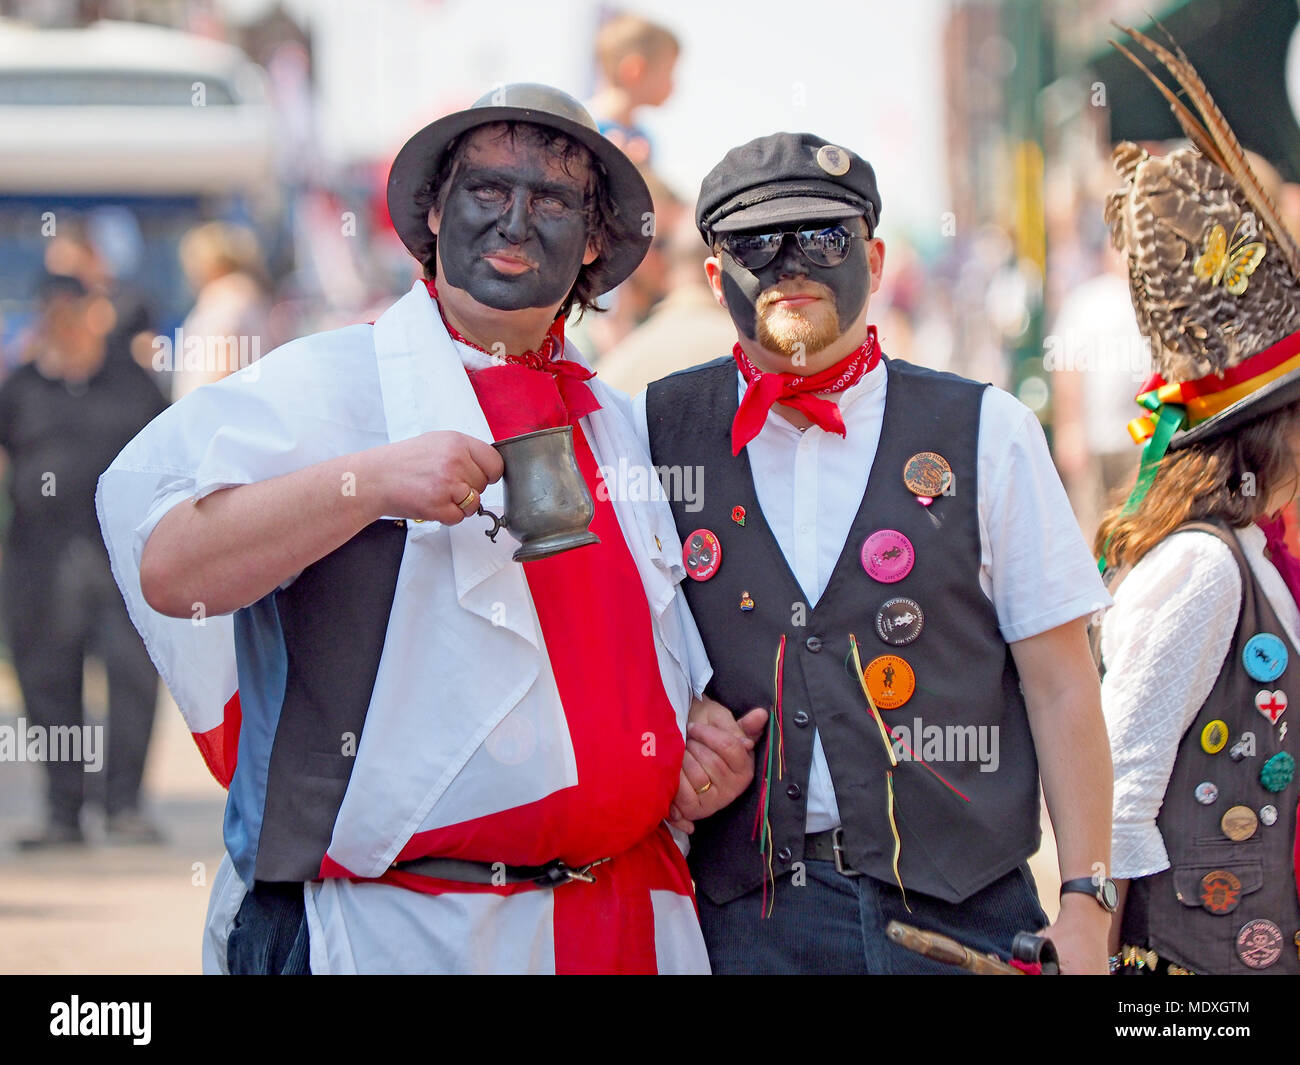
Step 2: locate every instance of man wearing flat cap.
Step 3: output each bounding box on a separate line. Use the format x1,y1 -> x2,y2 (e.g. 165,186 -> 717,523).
641,133 -> 1116,973
97,85 -> 757,973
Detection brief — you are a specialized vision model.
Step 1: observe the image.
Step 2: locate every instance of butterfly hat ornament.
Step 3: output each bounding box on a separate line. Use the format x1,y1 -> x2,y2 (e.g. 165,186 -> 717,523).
1104,23 -> 1300,524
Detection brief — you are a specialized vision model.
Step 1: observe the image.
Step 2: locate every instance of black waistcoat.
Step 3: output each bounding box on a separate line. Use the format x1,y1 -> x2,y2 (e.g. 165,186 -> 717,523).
646,355 -> 1039,905
1123,520 -> 1300,973
238,519 -> 407,882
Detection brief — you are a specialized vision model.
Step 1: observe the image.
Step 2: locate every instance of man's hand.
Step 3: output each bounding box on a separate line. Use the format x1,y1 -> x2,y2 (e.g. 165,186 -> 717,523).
668,697 -> 768,834
377,430 -> 505,525
1040,895 -> 1112,975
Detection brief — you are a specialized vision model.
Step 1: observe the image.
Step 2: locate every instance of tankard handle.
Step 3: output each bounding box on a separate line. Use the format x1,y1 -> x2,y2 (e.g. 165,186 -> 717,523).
477,504 -> 506,543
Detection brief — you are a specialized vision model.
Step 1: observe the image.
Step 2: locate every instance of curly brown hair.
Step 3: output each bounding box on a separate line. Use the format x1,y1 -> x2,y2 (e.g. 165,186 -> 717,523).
1095,400 -> 1300,570
411,121 -> 618,321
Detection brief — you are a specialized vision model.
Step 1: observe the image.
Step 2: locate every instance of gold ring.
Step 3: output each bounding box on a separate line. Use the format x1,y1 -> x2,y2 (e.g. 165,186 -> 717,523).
695,780 -> 712,795
457,488 -> 478,511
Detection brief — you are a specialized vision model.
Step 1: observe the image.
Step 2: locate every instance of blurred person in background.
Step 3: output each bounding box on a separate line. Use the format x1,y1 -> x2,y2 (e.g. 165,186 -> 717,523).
0,272 -> 167,849
597,214 -> 737,395
43,215 -> 157,375
576,167 -> 684,359
172,221 -> 271,401
586,12 -> 679,167
1049,237 -> 1146,542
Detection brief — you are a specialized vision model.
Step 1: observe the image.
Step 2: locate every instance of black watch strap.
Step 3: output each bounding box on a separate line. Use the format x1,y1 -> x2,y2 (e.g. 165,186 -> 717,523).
1060,876 -> 1118,913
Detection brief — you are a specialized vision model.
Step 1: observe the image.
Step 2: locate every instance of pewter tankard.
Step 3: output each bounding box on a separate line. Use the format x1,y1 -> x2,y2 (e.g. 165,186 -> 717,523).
476,425 -> 600,561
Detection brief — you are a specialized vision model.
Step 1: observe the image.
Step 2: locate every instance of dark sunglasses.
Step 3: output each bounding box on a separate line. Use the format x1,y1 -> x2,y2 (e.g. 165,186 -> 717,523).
719,222 -> 866,270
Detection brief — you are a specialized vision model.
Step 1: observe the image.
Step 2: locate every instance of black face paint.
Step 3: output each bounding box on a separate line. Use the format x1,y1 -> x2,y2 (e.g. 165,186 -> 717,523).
436,142 -> 592,311
718,218 -> 871,341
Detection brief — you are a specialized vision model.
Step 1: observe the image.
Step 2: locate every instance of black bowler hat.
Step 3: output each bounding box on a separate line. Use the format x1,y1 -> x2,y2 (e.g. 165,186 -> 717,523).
696,132 -> 882,242
386,83 -> 653,297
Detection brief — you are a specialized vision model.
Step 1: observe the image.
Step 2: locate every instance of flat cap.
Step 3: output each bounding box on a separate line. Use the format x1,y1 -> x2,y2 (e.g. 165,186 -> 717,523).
696,132 -> 881,241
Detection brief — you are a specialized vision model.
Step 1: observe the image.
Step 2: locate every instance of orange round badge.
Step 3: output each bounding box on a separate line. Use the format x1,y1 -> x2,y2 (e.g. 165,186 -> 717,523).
862,655 -> 915,710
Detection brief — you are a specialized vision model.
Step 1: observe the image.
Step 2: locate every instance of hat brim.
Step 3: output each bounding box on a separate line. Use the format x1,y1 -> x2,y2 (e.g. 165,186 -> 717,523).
1168,366 -> 1300,450
711,196 -> 865,234
386,105 -> 652,298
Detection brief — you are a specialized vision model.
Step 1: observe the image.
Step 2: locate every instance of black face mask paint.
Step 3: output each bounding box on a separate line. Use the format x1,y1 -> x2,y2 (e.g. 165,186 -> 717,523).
718,219 -> 871,341
436,150 -> 592,311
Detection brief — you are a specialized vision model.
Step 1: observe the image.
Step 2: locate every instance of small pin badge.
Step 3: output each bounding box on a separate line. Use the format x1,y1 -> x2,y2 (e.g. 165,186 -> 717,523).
1259,751 -> 1295,793
1201,719 -> 1229,754
815,144 -> 850,176
739,590 -> 755,612
1236,919 -> 1284,969
1243,633 -> 1288,682
732,505 -> 746,526
903,452 -> 952,507
1255,689 -> 1288,726
682,529 -> 722,582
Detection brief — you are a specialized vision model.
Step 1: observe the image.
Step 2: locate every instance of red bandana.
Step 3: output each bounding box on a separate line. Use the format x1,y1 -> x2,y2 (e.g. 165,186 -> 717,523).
730,326 -> 881,455
1258,512 -> 1300,613
422,278 -> 601,433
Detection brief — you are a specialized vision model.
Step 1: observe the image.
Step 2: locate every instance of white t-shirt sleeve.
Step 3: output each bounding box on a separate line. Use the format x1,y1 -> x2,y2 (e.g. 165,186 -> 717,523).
1099,530 -> 1241,878
978,387 -> 1113,642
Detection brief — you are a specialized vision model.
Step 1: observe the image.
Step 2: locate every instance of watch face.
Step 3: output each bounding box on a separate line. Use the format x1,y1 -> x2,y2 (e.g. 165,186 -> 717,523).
1099,879 -> 1119,911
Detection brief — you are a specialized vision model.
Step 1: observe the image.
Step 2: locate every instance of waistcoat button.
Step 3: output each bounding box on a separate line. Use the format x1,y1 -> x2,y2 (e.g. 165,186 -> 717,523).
805,636 -> 823,653
777,847 -> 792,863
786,783 -> 802,799
793,710 -> 810,727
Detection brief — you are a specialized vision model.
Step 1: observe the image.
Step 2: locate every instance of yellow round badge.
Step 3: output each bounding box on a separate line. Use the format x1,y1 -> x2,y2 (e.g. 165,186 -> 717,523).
1200,719 -> 1229,755
863,655 -> 916,710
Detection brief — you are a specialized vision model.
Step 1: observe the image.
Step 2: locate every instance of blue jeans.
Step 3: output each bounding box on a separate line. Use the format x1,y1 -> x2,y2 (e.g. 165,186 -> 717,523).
697,860 -> 1049,974
226,881 -> 311,975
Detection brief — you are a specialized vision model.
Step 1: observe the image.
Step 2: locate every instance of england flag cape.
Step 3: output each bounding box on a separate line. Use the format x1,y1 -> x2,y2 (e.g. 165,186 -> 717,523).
96,281 -> 713,973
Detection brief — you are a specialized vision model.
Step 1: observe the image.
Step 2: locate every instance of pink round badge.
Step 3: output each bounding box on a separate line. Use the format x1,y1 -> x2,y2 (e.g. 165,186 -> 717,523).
861,530 -> 915,583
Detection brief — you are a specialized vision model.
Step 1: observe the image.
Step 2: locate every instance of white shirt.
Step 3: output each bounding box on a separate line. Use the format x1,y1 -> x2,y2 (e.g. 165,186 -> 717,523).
635,358 -> 1111,831
103,283 -> 712,973
1100,524 -> 1300,878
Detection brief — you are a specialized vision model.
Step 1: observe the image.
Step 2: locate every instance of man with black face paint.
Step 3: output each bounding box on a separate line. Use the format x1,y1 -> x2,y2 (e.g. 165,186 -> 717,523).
641,133 -> 1117,974
98,85 -> 755,973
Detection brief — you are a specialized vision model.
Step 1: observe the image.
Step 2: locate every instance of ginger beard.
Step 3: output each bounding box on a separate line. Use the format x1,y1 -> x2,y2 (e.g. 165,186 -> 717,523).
753,281 -> 842,358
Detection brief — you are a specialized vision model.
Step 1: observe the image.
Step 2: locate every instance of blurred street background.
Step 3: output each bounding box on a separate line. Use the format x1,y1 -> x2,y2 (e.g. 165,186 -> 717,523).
3,0 -> 1300,972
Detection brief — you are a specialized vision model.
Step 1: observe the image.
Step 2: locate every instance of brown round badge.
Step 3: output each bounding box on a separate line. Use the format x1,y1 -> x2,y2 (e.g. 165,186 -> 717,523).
1221,805 -> 1259,841
1199,869 -> 1243,914
903,452 -> 952,499
862,655 -> 915,710
1236,919 -> 1284,968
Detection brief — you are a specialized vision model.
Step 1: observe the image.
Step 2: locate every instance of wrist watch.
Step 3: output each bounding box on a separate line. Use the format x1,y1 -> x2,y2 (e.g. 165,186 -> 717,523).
1060,876 -> 1119,913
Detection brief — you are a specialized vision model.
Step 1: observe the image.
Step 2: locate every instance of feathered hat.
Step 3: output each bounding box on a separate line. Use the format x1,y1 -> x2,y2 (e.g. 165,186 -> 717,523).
1105,24 -> 1300,505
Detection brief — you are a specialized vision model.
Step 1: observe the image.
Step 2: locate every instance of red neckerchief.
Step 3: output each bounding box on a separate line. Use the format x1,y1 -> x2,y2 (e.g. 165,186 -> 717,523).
422,278 -> 600,429
730,326 -> 881,455
1258,512 -> 1300,613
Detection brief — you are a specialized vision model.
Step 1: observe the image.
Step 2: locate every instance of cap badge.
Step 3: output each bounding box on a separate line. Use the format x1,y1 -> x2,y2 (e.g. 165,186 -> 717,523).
816,144 -> 851,177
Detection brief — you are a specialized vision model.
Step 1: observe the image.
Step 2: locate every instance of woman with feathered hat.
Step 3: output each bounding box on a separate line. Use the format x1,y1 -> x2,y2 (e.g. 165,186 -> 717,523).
1097,28 -> 1300,975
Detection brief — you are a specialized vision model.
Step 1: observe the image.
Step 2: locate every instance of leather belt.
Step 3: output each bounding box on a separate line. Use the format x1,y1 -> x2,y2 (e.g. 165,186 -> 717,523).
805,827 -> 862,877
390,855 -> 611,886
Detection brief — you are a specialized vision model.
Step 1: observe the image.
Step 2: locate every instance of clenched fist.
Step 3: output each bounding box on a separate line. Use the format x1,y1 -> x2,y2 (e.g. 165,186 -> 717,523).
376,430 -> 505,525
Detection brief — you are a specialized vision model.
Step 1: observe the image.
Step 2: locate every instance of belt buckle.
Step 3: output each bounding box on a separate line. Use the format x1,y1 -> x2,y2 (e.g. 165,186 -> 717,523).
831,827 -> 861,877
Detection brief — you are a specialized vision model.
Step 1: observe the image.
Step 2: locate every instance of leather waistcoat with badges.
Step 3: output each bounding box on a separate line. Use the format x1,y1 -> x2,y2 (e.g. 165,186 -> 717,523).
1122,520 -> 1300,974
646,355 -> 1040,906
